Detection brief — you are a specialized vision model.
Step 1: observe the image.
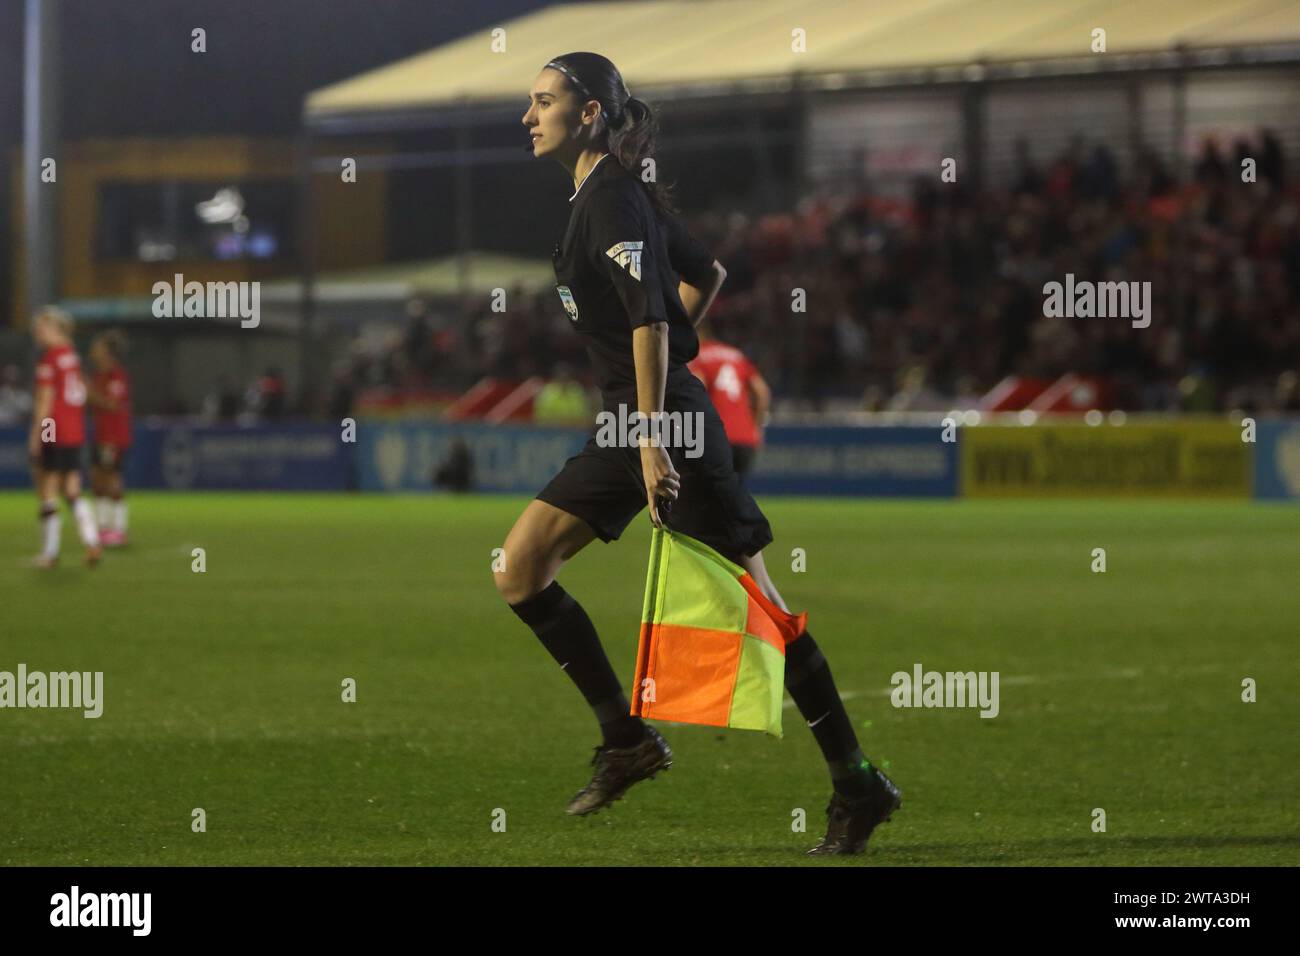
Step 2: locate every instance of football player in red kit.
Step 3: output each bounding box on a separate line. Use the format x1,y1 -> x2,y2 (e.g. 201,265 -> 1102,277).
28,307 -> 101,568
687,330 -> 771,481
88,330 -> 132,547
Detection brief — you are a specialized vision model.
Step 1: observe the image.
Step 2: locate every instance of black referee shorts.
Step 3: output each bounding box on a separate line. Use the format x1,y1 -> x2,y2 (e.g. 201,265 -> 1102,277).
39,444 -> 83,473
535,370 -> 774,565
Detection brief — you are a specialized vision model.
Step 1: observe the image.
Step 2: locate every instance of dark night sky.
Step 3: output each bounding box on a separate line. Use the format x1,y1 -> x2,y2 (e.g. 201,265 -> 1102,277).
0,0 -> 559,319
1,0 -> 557,143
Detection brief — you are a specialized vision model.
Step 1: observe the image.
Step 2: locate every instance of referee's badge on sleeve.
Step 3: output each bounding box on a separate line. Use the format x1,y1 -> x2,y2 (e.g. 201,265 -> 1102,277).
556,285 -> 579,323
605,241 -> 643,281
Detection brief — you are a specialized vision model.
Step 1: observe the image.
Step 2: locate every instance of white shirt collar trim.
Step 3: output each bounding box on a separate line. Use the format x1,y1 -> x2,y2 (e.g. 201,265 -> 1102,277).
569,153 -> 611,202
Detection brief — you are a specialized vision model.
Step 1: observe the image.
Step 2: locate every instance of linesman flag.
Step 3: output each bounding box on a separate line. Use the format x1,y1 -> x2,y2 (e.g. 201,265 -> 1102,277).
631,527 -> 807,737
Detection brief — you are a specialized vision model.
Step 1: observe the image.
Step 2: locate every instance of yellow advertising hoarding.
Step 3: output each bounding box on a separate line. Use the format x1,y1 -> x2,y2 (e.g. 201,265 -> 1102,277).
963,421 -> 1249,498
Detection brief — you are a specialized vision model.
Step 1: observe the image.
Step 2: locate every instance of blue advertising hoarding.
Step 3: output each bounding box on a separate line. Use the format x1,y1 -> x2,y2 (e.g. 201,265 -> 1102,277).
354,421 -> 956,497
0,428 -> 30,488
747,425 -> 955,497
128,424 -> 352,490
0,424 -> 351,490
1253,419 -> 1300,501
357,421 -> 587,493
3,421 -> 958,496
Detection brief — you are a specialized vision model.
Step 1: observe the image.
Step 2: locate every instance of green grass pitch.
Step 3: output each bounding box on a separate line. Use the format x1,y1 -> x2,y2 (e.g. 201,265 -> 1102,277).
2,491 -> 1297,866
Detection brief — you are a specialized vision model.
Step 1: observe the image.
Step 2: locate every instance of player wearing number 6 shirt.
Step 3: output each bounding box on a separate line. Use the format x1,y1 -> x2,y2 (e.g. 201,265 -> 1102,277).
498,51 -> 900,855
28,307 -> 101,569
687,334 -> 771,482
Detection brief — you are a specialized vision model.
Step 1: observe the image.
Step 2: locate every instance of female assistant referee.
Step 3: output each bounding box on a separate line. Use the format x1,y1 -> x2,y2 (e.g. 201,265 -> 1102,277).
499,52 -> 900,856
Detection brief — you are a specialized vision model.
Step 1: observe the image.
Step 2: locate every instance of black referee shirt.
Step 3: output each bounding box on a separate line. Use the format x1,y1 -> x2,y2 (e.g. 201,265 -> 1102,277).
552,153 -> 715,394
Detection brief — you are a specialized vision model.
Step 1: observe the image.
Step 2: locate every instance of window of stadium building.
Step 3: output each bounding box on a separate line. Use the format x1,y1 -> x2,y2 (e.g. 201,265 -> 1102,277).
96,181 -> 294,262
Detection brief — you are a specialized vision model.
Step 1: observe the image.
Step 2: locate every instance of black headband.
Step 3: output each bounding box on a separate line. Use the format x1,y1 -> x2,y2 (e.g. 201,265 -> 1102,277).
546,59 -> 634,122
545,59 -> 593,100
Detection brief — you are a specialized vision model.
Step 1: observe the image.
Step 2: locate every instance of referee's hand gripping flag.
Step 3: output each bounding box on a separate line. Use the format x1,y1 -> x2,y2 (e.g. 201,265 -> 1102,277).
640,440 -> 679,528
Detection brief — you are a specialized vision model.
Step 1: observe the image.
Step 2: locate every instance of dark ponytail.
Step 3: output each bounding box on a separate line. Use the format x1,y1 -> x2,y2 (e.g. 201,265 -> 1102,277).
609,96 -> 679,218
543,52 -> 679,218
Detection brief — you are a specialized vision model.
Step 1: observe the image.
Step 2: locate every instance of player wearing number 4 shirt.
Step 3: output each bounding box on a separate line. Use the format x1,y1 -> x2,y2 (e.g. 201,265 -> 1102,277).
28,307 -> 101,569
498,51 -> 900,856
688,335 -> 771,482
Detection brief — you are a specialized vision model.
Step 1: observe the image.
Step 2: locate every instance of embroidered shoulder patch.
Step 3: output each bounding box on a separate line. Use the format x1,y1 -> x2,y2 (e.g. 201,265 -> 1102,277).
605,241 -> 643,281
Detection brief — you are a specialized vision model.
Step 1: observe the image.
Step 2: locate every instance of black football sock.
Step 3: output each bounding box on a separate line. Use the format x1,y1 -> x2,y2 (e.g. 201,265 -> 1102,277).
509,580 -> 646,749
785,629 -> 876,798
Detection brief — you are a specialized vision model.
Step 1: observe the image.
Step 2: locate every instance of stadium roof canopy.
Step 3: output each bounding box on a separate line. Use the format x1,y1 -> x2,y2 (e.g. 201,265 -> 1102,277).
305,0 -> 1300,128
